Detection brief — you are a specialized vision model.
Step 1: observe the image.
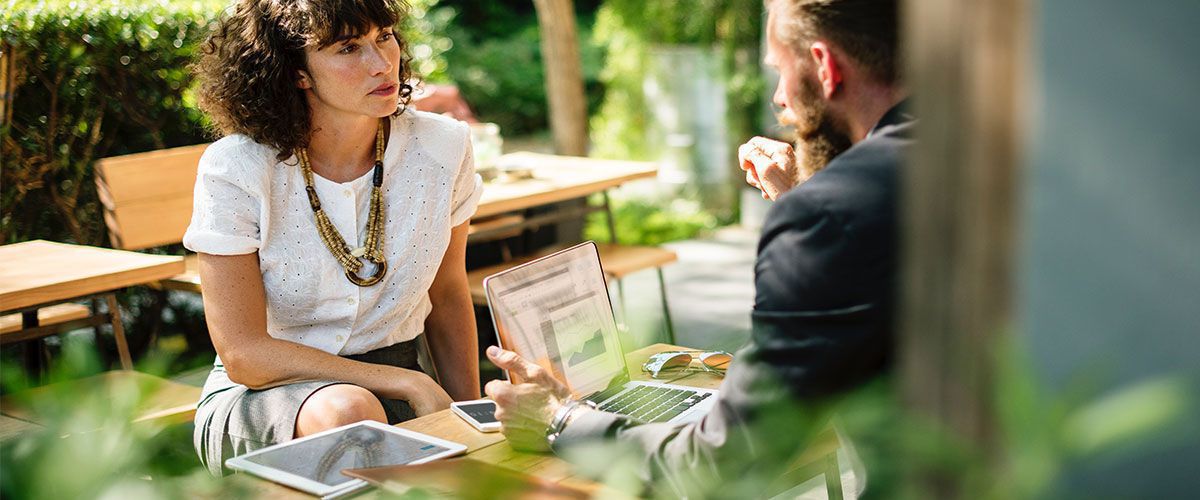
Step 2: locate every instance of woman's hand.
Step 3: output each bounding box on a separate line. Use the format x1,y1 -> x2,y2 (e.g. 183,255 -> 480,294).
405,373 -> 455,416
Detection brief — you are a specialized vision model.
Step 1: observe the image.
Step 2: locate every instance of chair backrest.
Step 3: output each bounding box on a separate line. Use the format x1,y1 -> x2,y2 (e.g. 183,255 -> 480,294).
94,144 -> 209,250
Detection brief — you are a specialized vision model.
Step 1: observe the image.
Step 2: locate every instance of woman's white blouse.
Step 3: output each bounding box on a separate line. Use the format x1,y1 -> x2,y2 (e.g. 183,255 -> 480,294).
183,111 -> 482,356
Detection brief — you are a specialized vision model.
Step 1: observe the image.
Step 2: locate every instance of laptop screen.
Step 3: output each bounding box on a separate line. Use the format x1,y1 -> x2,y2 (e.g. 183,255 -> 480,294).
484,242 -> 626,396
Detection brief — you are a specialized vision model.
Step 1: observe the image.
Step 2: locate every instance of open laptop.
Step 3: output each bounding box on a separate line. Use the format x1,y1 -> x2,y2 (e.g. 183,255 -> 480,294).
484,241 -> 718,424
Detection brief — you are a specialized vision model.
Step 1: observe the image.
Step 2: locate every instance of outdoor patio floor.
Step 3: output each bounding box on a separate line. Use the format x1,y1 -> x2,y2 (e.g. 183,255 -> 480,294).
612,225 -> 759,352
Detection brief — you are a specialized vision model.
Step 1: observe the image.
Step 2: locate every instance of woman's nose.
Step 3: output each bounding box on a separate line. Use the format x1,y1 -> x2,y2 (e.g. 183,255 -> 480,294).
364,45 -> 393,75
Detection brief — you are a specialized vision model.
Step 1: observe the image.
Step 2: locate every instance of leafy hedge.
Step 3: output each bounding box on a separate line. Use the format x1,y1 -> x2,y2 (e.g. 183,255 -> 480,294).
1,0 -> 223,245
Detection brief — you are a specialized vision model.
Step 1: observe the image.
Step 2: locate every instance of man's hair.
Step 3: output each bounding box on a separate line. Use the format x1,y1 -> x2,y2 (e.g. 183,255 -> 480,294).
770,0 -> 900,85
193,0 -> 414,160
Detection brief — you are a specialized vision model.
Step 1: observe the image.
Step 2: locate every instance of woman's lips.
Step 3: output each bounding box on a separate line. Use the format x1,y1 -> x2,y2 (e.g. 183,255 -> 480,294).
370,84 -> 397,96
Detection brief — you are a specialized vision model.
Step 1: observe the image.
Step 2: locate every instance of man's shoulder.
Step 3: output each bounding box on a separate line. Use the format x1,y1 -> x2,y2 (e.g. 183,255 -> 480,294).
808,121 -> 911,196
835,120 -> 913,174
766,123 -> 911,233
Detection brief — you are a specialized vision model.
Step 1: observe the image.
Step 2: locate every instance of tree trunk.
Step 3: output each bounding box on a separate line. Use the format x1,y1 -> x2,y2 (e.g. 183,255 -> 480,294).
532,0 -> 588,156
0,43 -> 13,128
899,0 -> 1028,496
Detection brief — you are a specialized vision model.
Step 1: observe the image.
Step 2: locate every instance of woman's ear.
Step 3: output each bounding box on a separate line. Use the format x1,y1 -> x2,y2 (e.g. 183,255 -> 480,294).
296,70 -> 312,90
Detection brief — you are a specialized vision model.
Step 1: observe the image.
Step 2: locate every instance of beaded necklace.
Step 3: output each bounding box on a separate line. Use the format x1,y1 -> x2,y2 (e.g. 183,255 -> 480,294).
298,118 -> 388,287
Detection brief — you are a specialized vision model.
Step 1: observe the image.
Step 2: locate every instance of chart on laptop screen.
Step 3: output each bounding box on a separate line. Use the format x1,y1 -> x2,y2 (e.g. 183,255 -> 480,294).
487,243 -> 625,395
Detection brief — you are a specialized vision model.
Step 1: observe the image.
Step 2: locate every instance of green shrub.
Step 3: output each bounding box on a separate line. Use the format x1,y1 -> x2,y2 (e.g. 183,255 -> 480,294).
584,193 -> 718,246
441,10 -> 604,136
1,0 -> 222,245
444,23 -> 547,134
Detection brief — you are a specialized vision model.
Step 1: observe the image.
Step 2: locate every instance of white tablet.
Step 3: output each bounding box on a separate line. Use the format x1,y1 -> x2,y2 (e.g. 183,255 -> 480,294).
225,420 -> 467,498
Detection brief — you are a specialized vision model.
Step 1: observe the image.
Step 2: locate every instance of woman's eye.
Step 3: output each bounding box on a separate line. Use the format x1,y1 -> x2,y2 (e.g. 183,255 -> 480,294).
378,32 -> 394,42
338,43 -> 358,54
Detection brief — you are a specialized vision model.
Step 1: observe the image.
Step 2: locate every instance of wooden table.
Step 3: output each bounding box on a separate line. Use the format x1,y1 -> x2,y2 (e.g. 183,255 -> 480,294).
242,344 -> 842,498
473,152 -> 657,220
0,240 -> 185,370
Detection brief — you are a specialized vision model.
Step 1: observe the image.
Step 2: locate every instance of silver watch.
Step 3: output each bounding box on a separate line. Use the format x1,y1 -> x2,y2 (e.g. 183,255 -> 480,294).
545,399 -> 597,447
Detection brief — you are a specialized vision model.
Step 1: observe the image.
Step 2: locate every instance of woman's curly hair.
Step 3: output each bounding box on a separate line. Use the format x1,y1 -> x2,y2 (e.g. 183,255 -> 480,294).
194,0 -> 415,160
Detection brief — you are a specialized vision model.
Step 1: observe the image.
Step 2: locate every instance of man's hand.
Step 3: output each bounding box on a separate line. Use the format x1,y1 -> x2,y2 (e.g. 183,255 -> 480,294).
483,346 -> 572,452
738,136 -> 799,200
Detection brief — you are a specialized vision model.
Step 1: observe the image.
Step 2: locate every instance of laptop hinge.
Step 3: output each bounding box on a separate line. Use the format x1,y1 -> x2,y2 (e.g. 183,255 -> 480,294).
585,372 -> 631,402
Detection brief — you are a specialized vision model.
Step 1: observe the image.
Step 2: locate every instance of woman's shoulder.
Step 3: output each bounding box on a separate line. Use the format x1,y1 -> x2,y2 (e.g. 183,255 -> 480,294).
199,135 -> 282,180
205,134 -> 282,167
401,109 -> 470,146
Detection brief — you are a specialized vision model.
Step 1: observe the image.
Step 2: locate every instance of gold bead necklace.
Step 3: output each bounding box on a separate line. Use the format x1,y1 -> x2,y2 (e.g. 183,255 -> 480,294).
297,118 -> 388,287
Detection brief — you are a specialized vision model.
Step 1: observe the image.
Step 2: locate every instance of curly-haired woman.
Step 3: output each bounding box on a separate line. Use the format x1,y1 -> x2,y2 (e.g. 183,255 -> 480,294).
184,0 -> 481,475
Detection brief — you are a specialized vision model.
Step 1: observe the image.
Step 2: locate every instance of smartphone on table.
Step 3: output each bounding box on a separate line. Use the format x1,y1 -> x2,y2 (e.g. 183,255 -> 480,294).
450,399 -> 501,432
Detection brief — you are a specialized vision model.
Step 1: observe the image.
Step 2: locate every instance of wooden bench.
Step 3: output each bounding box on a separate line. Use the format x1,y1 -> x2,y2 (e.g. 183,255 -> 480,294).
0,303 -> 91,338
0,370 -> 201,428
94,144 -> 209,293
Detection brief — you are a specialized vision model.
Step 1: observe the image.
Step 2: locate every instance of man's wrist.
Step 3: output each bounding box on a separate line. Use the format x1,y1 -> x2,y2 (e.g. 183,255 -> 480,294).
545,398 -> 596,447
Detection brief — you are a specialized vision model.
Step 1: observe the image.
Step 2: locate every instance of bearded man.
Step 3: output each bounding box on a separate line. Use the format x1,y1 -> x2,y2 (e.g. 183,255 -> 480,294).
483,0 -> 911,496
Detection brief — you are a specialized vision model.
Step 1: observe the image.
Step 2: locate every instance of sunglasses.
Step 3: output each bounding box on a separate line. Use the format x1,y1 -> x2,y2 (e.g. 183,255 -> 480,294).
641,351 -> 733,379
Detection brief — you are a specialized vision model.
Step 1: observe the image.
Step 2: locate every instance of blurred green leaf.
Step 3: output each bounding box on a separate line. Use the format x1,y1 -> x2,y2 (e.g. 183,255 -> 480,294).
1062,377 -> 1192,456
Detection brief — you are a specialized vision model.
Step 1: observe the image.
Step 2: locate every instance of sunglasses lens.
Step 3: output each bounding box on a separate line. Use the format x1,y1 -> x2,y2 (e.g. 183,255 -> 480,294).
660,353 -> 692,370
701,352 -> 732,370
645,352 -> 692,378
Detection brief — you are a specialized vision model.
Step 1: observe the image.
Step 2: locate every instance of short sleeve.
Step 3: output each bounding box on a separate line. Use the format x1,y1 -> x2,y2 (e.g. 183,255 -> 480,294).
449,134 -> 483,226
182,140 -> 267,255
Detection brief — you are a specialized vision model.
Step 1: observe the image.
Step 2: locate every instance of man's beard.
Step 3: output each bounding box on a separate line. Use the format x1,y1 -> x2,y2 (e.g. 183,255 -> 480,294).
780,74 -> 853,177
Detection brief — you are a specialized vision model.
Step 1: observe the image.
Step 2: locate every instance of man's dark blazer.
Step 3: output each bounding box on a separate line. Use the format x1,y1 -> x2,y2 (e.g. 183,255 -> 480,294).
554,102 -> 914,496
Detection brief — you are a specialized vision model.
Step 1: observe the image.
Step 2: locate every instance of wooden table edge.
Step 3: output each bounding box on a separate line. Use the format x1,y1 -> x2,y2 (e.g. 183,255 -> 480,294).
1,255 -> 185,311
473,169 -> 657,219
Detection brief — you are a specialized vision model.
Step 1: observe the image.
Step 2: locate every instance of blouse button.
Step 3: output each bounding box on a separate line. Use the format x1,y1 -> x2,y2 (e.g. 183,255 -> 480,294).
336,335 -> 345,343
346,297 -> 356,306
343,189 -> 352,198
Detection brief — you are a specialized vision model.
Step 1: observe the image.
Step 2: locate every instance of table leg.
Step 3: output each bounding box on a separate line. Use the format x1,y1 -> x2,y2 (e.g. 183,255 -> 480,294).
656,268 -> 676,345
616,279 -> 628,326
104,294 -> 133,370
20,310 -> 47,380
601,191 -> 618,244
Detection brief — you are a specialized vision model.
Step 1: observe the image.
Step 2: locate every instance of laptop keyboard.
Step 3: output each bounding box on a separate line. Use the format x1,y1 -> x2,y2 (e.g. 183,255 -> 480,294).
596,385 -> 713,423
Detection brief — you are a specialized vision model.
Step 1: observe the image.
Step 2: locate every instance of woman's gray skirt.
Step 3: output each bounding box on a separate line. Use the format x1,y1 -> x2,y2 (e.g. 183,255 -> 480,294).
192,338 -> 424,476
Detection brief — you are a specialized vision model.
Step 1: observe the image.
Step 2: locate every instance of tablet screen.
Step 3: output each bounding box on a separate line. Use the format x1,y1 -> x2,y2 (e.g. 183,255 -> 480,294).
240,424 -> 451,488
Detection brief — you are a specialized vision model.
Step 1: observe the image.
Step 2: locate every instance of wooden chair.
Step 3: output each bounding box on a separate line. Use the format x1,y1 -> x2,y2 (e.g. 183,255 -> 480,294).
94,144 -> 210,293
